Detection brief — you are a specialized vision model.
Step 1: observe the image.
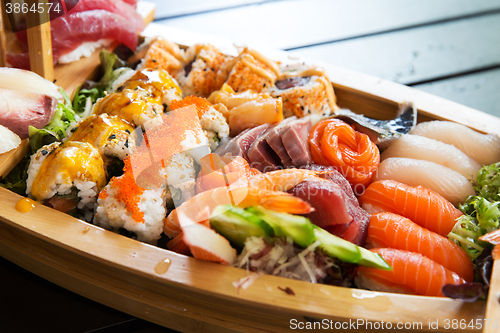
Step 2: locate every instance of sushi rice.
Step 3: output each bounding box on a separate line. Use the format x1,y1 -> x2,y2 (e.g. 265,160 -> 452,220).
95,185 -> 167,244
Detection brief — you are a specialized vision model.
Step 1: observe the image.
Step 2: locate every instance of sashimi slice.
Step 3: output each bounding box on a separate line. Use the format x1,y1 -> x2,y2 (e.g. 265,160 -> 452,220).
411,120 -> 500,166
68,0 -> 144,32
0,89 -> 58,139
375,157 -> 475,206
289,180 -> 353,227
356,248 -> 466,297
0,68 -> 62,100
0,125 -> 21,154
10,10 -> 138,69
367,212 -> 474,282
359,180 -> 463,236
381,134 -> 482,182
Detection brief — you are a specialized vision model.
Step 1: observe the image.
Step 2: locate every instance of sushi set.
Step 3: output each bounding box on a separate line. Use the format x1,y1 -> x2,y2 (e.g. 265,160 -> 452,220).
1,2 -> 500,332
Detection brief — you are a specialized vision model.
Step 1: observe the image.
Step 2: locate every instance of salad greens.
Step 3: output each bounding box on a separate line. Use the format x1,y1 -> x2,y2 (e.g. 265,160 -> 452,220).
448,163 -> 500,259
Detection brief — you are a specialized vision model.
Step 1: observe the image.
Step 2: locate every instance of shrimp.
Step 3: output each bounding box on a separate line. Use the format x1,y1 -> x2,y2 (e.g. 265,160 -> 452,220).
163,186 -> 313,238
165,187 -> 311,265
245,168 -> 327,192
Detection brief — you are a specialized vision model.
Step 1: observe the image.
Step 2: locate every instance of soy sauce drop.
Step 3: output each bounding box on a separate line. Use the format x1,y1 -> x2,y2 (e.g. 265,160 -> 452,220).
154,258 -> 171,274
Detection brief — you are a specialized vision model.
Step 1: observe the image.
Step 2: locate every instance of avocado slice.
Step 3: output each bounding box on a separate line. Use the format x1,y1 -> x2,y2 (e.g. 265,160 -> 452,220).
247,206 -> 316,248
357,247 -> 392,270
209,205 -> 273,248
313,226 -> 362,263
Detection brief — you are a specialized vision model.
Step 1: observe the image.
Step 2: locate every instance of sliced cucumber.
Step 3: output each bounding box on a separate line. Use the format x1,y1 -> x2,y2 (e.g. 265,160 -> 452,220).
313,227 -> 362,263
209,205 -> 273,248
247,206 -> 315,248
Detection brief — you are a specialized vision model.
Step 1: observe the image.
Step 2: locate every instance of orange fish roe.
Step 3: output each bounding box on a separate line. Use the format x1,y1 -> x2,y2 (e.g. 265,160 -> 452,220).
170,96 -> 211,118
111,157 -> 145,223
99,189 -> 108,200
128,104 -> 203,187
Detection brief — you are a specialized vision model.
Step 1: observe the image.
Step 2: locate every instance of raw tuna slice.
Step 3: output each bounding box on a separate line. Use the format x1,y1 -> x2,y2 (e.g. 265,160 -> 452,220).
121,0 -> 138,7
324,207 -> 370,246
10,10 -> 138,69
68,0 -> 144,32
280,116 -> 312,167
246,127 -> 282,172
289,180 -> 353,227
302,164 -> 357,204
264,117 -> 297,166
215,123 -> 269,160
0,89 -> 58,139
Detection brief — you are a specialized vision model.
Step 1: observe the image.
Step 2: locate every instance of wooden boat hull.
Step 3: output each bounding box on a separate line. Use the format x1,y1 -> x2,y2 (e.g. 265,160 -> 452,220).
1,23 -> 499,333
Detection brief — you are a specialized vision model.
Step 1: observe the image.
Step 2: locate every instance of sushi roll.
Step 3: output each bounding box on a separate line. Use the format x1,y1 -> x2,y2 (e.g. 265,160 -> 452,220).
269,63 -> 339,118
225,49 -> 280,93
176,44 -> 234,98
26,141 -> 106,218
135,37 -> 187,78
170,96 -> 230,152
66,114 -> 136,161
116,69 -> 183,108
95,158 -> 167,244
92,89 -> 164,128
208,83 -> 283,137
161,152 -> 197,207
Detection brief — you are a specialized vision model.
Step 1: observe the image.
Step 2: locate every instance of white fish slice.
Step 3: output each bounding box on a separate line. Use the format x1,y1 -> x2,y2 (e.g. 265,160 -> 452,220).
411,121 -> 500,166
0,124 -> 21,154
375,157 -> 476,206
381,134 -> 482,182
0,88 -> 58,139
0,68 -> 62,100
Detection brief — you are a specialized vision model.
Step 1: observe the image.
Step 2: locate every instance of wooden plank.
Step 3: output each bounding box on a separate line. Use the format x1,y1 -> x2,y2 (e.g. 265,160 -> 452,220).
148,0 -> 273,19
413,68 -> 500,117
154,0 -> 500,50
0,186 -> 487,333
0,0 -> 7,66
288,13 -> 500,86
25,0 -> 54,81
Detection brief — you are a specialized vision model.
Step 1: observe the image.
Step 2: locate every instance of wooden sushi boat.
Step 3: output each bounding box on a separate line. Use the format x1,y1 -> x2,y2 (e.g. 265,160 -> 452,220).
0,3 -> 499,332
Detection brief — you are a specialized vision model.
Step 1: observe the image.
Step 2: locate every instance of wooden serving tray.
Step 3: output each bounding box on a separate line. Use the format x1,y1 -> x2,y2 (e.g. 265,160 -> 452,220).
1,23 -> 500,333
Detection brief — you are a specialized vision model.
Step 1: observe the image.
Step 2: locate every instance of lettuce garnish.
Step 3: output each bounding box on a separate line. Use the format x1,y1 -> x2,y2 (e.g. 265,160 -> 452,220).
449,163 -> 500,259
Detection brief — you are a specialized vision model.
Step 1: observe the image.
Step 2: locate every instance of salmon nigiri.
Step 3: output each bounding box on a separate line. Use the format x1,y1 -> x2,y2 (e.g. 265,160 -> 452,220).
359,180 -> 463,236
356,248 -> 466,297
367,213 -> 474,282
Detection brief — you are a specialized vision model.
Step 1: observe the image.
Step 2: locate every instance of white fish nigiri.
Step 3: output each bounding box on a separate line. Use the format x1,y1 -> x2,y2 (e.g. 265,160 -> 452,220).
0,68 -> 62,100
0,124 -> 21,154
375,158 -> 475,206
0,88 -> 58,139
411,121 -> 500,166
381,134 -> 482,182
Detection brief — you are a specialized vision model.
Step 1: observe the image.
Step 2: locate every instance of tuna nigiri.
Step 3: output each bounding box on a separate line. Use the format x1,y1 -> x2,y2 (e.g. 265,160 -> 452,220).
367,212 -> 474,282
9,10 -> 139,69
411,120 -> 500,166
356,248 -> 466,297
67,0 -> 145,32
359,180 -> 463,236
375,157 -> 476,206
381,134 -> 482,182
